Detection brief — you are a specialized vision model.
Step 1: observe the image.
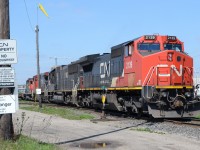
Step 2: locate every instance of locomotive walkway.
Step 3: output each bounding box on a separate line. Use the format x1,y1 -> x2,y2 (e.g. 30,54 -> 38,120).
13,109 -> 200,150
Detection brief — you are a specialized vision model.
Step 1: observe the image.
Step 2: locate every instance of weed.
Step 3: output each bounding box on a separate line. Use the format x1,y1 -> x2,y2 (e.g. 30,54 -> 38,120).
0,135 -> 58,150
195,114 -> 200,119
15,112 -> 29,138
20,105 -> 95,120
131,127 -> 165,134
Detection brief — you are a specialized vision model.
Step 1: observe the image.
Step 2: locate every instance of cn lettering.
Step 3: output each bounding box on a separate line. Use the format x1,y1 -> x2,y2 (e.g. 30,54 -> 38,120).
100,61 -> 110,78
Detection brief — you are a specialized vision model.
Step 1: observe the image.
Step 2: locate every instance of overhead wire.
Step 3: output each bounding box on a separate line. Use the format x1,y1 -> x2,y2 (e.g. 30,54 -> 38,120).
23,0 -> 34,32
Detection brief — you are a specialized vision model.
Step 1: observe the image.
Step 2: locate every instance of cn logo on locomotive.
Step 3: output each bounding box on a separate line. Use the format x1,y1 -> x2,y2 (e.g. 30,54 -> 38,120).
100,61 -> 110,78
157,64 -> 183,77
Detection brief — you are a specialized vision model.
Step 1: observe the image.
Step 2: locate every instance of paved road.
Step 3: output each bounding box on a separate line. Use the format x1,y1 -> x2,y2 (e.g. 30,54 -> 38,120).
13,109 -> 200,150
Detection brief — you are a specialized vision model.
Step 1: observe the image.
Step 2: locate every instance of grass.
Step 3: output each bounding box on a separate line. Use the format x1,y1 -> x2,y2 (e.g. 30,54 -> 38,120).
0,135 -> 58,150
195,114 -> 200,119
130,127 -> 165,135
20,104 -> 95,120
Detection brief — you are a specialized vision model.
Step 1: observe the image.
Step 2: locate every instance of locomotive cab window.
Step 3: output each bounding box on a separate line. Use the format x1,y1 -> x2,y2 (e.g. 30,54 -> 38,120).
164,43 -> 182,52
137,43 -> 160,51
137,43 -> 160,56
125,45 -> 132,57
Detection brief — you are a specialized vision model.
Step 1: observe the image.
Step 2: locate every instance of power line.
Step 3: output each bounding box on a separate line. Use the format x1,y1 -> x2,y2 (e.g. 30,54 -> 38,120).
23,0 -> 34,32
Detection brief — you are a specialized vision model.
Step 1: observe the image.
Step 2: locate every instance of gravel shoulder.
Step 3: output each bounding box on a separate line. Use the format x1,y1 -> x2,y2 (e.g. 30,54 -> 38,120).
13,109 -> 200,150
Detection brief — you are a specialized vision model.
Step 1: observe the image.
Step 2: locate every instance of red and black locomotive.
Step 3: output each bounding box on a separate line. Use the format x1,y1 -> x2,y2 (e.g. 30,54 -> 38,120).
24,35 -> 200,118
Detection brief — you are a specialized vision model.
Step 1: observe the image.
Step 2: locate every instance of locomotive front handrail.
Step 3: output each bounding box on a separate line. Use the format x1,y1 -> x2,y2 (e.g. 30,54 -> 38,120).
142,66 -> 155,86
185,67 -> 193,84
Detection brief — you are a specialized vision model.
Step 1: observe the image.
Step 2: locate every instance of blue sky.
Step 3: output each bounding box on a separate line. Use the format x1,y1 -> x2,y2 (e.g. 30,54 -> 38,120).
10,0 -> 200,84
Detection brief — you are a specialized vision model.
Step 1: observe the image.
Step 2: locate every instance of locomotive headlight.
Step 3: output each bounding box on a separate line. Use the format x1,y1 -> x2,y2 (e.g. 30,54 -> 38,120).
185,92 -> 191,98
167,53 -> 173,61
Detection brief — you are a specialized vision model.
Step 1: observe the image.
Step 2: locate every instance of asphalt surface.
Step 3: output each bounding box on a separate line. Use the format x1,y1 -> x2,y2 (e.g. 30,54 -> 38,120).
13,109 -> 200,150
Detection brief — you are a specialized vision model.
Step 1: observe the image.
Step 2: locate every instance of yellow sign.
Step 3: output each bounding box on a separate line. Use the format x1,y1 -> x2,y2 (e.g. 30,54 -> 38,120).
102,95 -> 106,104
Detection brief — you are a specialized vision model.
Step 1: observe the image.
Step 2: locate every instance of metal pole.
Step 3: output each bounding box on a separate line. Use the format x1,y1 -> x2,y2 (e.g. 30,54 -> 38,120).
35,25 -> 42,108
0,0 -> 14,140
101,94 -> 106,119
55,57 -> 57,67
101,103 -> 106,119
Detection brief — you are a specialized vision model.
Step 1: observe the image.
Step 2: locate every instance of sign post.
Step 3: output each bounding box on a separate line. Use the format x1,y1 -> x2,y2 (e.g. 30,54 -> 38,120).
0,0 -> 15,140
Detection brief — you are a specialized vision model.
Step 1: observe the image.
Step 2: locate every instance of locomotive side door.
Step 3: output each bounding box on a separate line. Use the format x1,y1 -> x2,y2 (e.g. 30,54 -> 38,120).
124,44 -> 135,87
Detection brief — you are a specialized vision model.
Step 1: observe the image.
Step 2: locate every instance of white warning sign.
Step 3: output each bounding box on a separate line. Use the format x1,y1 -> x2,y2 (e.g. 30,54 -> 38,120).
0,95 -> 16,114
0,67 -> 15,87
0,39 -> 17,64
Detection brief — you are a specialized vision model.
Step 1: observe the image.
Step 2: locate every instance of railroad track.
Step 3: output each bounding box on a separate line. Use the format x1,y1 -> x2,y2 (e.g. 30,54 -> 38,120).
164,118 -> 200,128
20,100 -> 200,127
19,100 -> 139,120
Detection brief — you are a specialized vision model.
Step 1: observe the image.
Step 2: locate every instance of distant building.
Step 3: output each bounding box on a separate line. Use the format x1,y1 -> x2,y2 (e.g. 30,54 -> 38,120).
18,84 -> 26,94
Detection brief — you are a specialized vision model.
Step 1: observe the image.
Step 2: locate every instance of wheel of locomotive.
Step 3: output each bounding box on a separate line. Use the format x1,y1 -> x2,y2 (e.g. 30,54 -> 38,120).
43,96 -> 49,103
85,101 -> 91,107
48,93 -> 54,103
125,107 -> 132,116
136,108 -> 143,119
84,97 -> 92,108
64,95 -> 71,105
78,101 -> 84,107
87,96 -> 93,108
131,105 -> 143,118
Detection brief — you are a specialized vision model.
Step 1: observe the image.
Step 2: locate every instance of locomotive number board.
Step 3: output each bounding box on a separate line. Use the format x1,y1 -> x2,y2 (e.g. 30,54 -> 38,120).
144,35 -> 156,40
167,36 -> 177,41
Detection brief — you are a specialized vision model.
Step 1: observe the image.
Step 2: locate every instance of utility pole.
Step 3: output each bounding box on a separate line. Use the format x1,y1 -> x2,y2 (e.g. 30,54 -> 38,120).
36,3 -> 49,108
35,25 -> 42,108
0,0 -> 14,140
